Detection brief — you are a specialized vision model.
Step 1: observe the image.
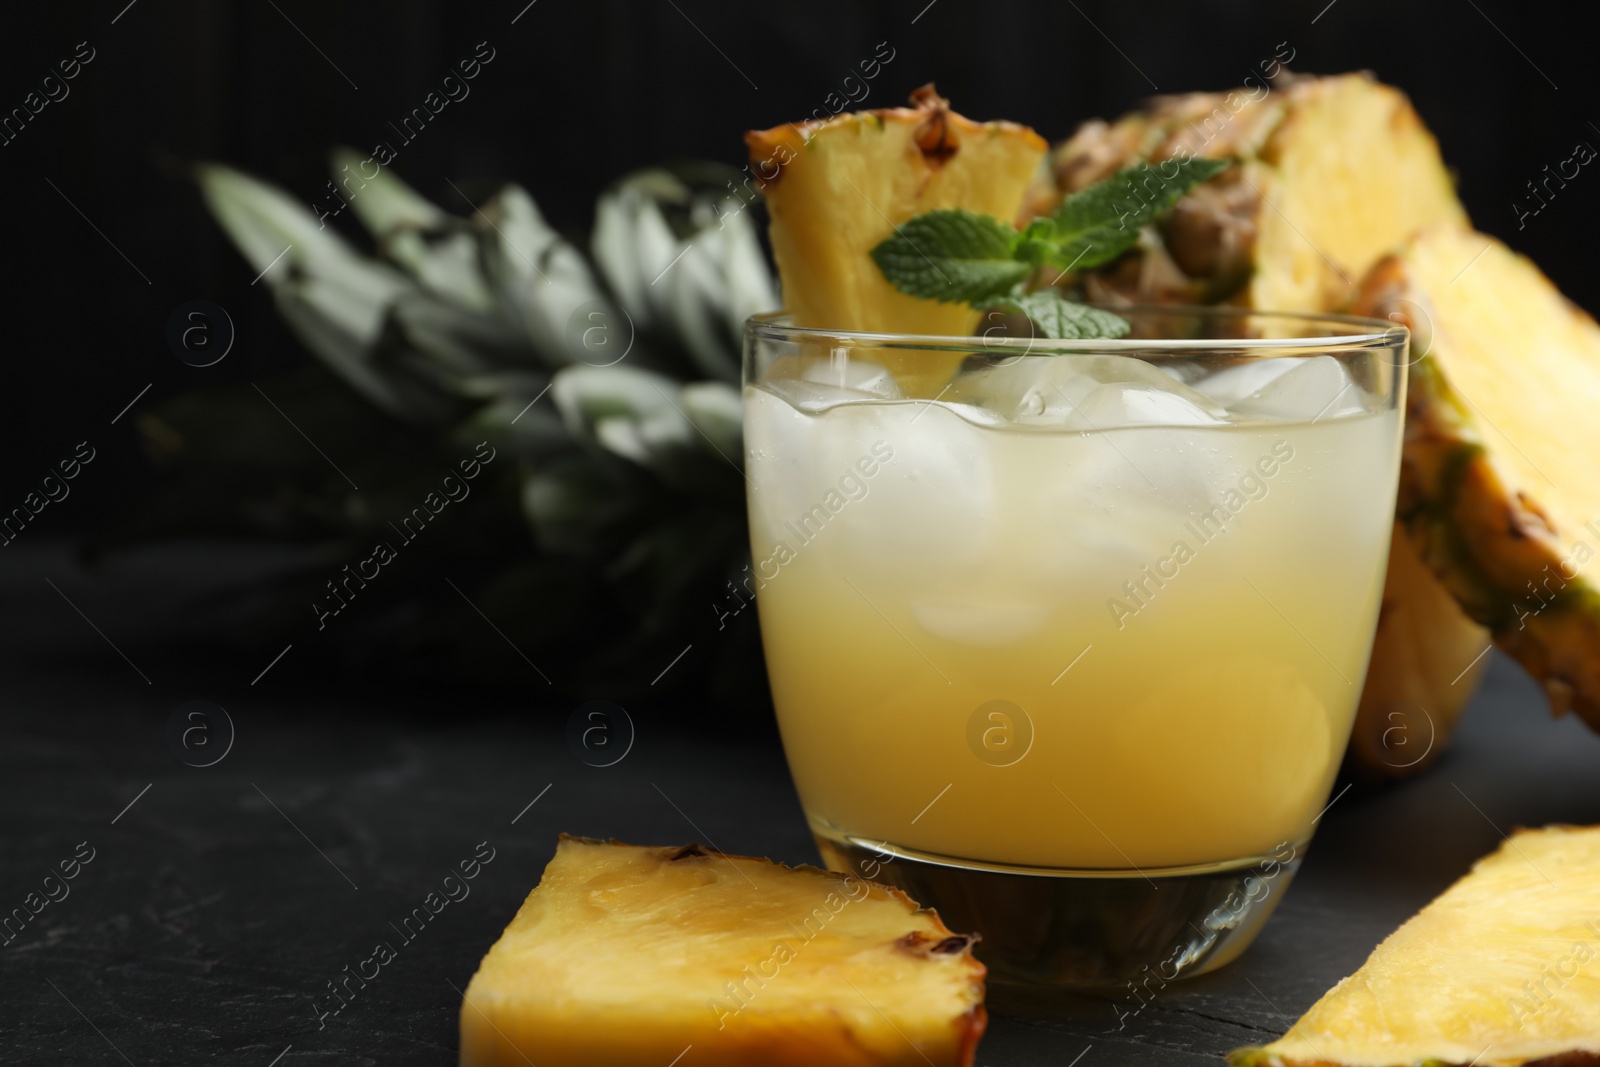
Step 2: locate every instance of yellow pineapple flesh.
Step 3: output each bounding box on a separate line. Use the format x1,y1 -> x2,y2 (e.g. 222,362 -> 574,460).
1355,226 -> 1600,730
1034,72 -> 1468,315
1231,825 -> 1600,1067
457,836 -> 986,1067
1033,72 -> 1488,774
745,85 -> 1045,395
1245,74 -> 1466,316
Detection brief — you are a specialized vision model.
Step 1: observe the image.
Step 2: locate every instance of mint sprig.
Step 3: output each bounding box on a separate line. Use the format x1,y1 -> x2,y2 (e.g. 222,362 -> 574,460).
977,289 -> 1131,340
870,155 -> 1230,339
1051,156 -> 1228,270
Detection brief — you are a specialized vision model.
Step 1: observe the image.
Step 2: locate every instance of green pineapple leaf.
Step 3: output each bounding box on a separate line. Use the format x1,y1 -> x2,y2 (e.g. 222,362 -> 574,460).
185,152 -> 780,697
197,163 -> 401,290
677,381 -> 743,460
592,175 -> 683,331
330,145 -> 449,237
197,162 -> 453,420
273,281 -> 455,423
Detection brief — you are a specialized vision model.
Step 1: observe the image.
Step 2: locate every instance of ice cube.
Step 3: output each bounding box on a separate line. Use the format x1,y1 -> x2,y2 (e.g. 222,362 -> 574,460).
1193,358 -> 1301,406
1229,355 -> 1361,421
764,353 -> 904,413
1071,382 -> 1225,430
763,380 -> 875,413
934,400 -> 1010,430
800,354 -> 903,398
1158,362 -> 1204,386
825,399 -> 998,568
743,388 -> 1001,574
1026,426 -> 1221,578
950,354 -> 1226,428
744,386 -> 830,535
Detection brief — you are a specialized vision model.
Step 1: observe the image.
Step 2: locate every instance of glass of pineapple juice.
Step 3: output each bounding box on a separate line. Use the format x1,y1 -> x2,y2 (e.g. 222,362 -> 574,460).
742,307 -> 1406,990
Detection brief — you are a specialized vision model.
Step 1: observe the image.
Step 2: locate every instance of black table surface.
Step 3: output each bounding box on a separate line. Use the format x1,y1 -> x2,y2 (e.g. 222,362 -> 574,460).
6,542 -> 1600,1066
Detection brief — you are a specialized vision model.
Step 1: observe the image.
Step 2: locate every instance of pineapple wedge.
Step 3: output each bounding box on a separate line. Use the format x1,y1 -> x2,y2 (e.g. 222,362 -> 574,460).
1031,72 -> 1489,774
1355,227 -> 1600,731
458,836 -> 986,1067
745,85 -> 1045,395
1033,72 -> 1468,313
1231,825 -> 1600,1067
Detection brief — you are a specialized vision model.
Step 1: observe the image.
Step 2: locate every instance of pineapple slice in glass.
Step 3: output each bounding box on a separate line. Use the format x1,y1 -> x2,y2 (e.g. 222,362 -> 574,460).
458,836 -> 986,1067
745,84 -> 1046,396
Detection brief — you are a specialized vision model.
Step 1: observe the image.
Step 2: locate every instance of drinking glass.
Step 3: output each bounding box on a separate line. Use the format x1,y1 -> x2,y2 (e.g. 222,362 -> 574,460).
741,306 -> 1406,990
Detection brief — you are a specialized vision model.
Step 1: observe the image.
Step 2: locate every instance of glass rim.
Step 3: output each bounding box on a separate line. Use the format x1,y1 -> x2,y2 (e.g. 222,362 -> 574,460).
745,305 -> 1407,354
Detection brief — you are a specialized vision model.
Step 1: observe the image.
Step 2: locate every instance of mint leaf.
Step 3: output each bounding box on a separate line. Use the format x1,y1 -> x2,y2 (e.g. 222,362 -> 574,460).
977,289 -> 1130,340
1013,217 -> 1060,265
1051,156 -> 1229,271
870,210 -> 1032,303
865,157 -> 1230,340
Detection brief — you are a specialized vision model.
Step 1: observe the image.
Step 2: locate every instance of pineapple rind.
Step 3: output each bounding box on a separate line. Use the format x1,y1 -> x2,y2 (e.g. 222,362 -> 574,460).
458,834 -> 986,1067
1230,825 -> 1600,1067
1356,228 -> 1600,728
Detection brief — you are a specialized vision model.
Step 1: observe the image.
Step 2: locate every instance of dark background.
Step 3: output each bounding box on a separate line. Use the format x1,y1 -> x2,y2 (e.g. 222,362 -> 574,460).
5,4 -> 1600,1064
1,0 -> 1595,520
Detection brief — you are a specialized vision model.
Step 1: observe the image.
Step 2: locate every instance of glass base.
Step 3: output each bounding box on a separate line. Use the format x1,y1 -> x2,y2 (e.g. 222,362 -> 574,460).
813,826 -> 1302,993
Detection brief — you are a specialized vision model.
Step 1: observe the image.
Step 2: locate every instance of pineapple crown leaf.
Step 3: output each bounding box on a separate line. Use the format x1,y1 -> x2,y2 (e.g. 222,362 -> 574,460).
870,154 -> 1231,339
196,151 -> 776,478
329,144 -> 450,238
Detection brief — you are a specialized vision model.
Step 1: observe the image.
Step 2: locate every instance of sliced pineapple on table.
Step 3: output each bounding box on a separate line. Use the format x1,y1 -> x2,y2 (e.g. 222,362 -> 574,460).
745,84 -> 1045,395
1231,824 -> 1600,1067
1355,226 -> 1600,732
457,835 -> 986,1067
1029,72 -> 1493,773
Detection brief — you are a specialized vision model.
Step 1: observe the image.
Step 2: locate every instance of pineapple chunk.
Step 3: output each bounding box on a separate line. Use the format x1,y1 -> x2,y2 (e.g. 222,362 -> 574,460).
745,85 -> 1045,394
1356,226 -> 1600,730
1246,74 -> 1466,315
1231,825 -> 1600,1067
458,836 -> 986,1067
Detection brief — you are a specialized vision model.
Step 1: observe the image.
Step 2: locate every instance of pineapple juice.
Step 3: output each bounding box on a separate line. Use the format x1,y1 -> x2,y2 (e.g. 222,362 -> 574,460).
745,383 -> 1401,873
